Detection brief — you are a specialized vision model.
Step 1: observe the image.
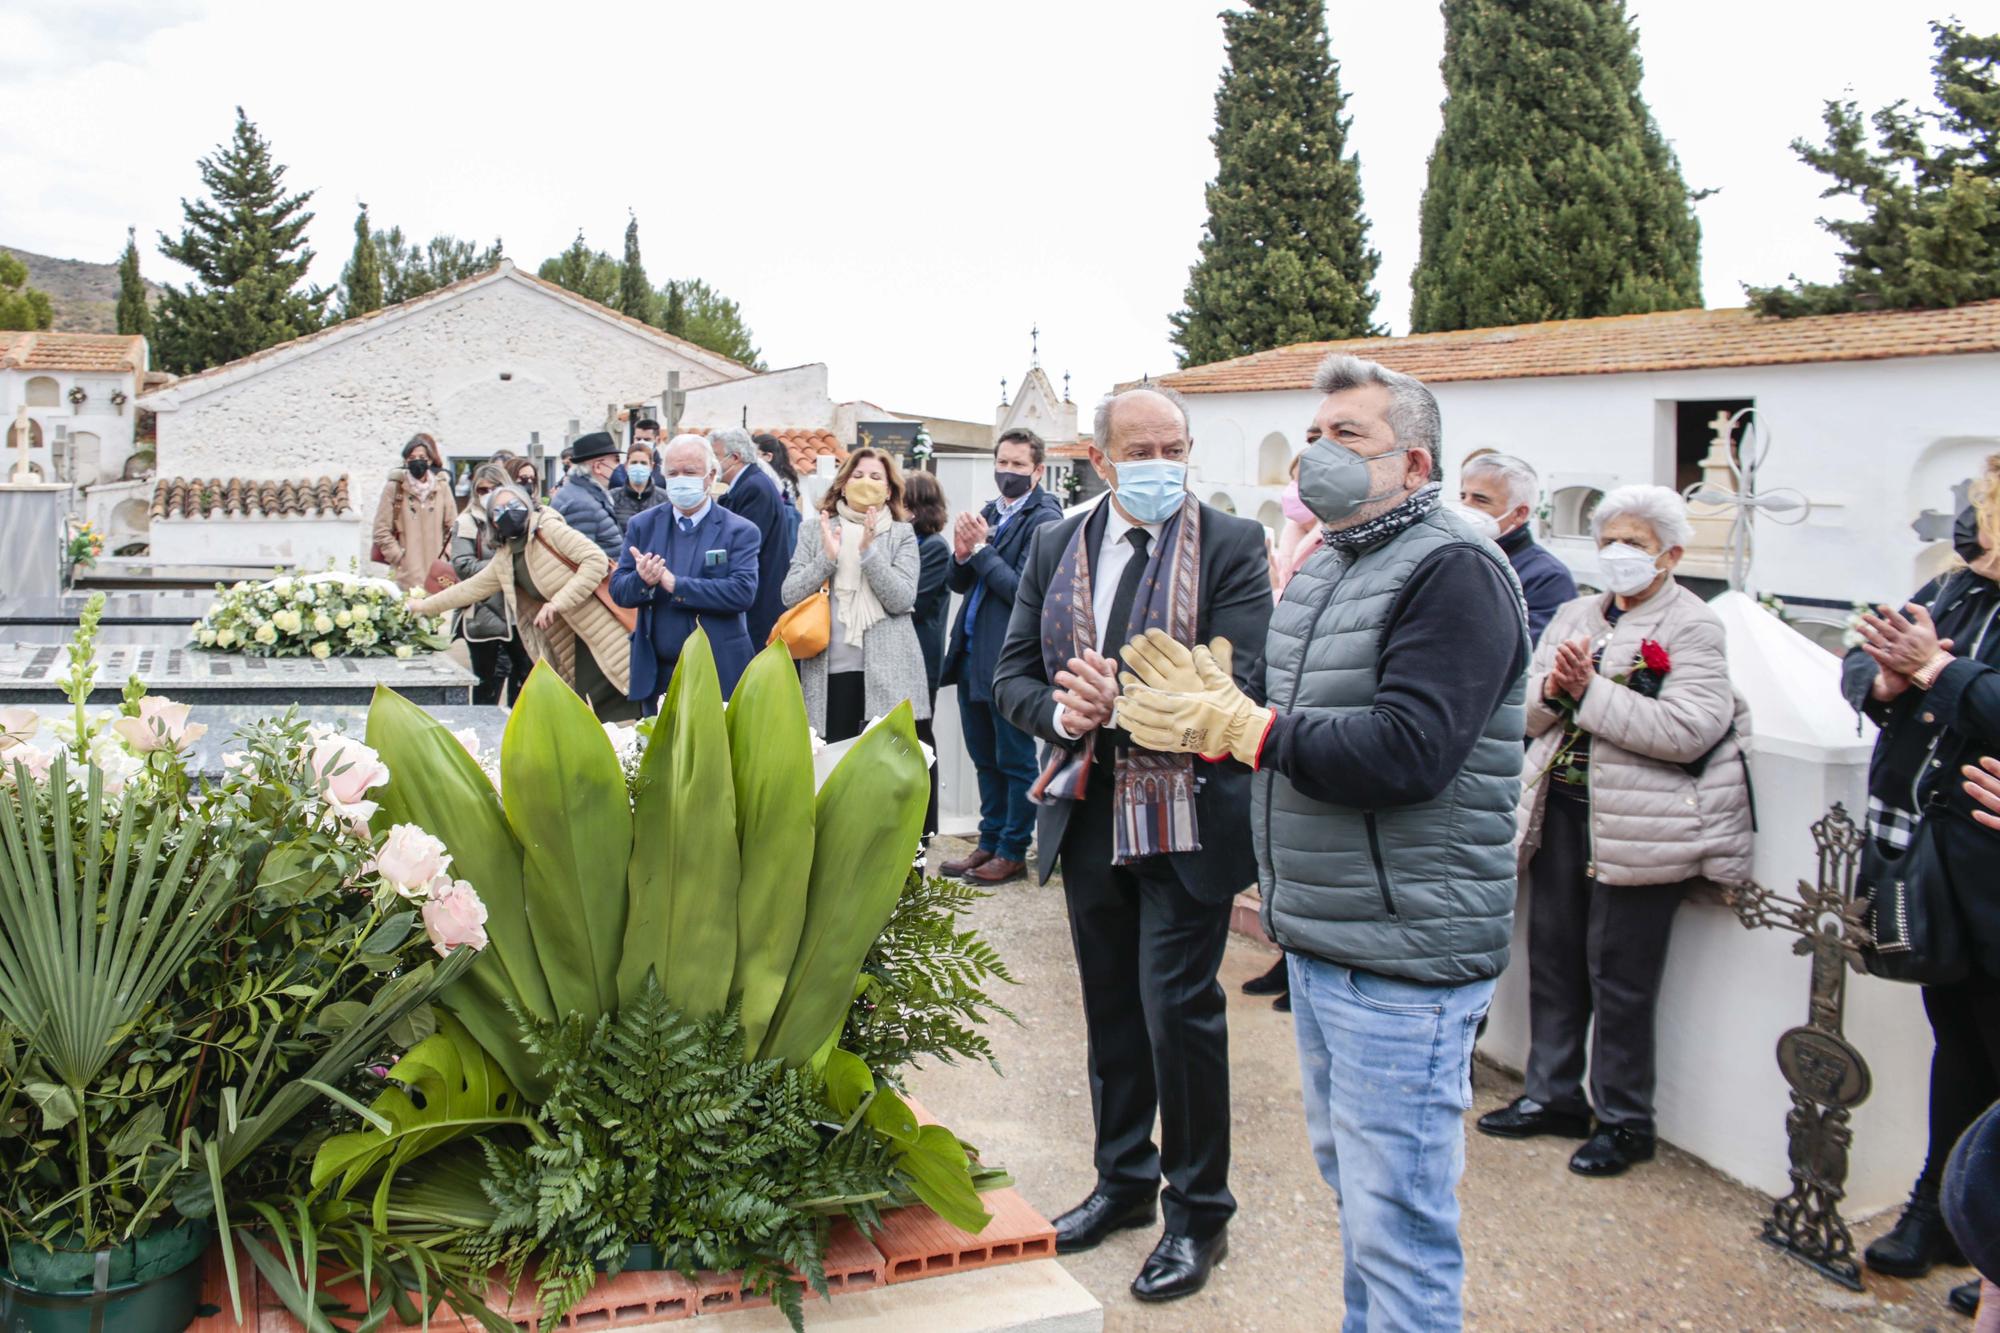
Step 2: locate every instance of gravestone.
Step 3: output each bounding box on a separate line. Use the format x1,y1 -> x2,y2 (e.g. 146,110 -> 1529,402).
0,640 -> 476,706
0,590 -> 215,645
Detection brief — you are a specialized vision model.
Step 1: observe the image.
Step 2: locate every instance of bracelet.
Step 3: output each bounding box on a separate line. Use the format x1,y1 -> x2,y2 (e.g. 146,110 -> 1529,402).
1913,649 -> 1954,691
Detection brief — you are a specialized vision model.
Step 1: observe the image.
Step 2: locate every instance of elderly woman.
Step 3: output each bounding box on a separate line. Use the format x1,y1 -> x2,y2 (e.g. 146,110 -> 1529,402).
450,462 -> 531,706
1477,484 -> 1752,1178
1841,455 -> 2000,1290
372,433 -> 458,591
779,447 -> 929,742
412,482 -> 635,720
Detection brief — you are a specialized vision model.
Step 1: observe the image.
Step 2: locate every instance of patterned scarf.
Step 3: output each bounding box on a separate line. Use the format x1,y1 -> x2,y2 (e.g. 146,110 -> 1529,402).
1030,496 -> 1203,864
1327,481 -> 1442,553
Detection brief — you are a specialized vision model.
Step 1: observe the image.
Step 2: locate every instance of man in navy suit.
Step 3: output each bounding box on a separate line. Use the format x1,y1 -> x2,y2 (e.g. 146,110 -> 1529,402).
939,427 -> 1065,885
612,434 -> 761,708
711,427 -> 790,647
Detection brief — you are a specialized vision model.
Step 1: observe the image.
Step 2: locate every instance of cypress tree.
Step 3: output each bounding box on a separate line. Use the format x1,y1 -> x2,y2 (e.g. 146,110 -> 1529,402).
340,203 -> 384,319
538,232 -> 621,306
1410,0 -> 1702,332
115,227 -> 150,338
618,213 -> 655,322
1171,0 -> 1379,367
153,108 -> 328,373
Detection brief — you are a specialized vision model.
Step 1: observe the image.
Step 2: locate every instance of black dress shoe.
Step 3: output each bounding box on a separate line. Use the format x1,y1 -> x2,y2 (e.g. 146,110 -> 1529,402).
1272,990 -> 1292,1012
1569,1125 -> 1656,1176
1131,1230 -> 1227,1303
1052,1191 -> 1157,1254
1948,1280 -> 1980,1318
1242,958 -> 1287,995
1865,1188 -> 1965,1277
1476,1096 -> 1592,1141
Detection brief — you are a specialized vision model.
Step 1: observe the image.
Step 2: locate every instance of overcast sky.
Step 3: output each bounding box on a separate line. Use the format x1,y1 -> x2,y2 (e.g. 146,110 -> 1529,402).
2,0 -> 1993,424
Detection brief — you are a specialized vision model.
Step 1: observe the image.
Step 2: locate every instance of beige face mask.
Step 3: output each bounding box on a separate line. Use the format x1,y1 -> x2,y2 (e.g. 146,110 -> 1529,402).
845,476 -> 890,509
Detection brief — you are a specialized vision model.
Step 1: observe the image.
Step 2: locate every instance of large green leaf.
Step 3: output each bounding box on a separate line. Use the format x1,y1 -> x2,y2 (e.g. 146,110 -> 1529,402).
757,703 -> 928,1065
723,640 -> 815,1052
502,665 -> 631,1023
622,631 -> 739,1014
898,1125 -> 992,1235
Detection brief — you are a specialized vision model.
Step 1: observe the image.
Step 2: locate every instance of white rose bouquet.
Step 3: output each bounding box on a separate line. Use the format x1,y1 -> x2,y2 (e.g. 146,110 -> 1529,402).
194,570 -> 447,659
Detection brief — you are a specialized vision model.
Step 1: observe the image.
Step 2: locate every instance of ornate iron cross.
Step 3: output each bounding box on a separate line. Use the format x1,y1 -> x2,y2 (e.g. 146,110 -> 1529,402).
1682,407 -> 1811,594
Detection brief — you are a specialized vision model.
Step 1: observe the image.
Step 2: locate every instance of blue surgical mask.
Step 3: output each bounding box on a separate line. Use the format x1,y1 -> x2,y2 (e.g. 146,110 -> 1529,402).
626,463 -> 652,488
1111,459 -> 1188,525
664,475 -> 709,511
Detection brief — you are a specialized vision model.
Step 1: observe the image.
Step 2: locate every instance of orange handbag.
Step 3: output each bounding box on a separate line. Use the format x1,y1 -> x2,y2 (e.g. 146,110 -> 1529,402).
769,588 -> 830,660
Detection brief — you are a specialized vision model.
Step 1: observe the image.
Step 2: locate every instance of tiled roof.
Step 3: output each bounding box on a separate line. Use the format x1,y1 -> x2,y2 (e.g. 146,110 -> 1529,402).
684,425 -> 848,476
0,331 -> 145,374
1152,300 -> 2000,394
1049,435 -> 1093,460
151,475 -> 352,521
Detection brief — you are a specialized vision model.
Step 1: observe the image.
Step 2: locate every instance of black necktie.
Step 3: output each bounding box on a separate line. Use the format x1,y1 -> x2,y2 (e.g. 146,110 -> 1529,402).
1095,528 -> 1152,767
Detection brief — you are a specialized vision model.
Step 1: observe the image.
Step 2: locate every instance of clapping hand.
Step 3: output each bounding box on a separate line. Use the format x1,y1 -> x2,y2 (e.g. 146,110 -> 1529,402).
1054,649 -> 1119,735
629,546 -> 671,591
1546,636 -> 1595,701
1858,603 -> 1952,679
1963,756 -> 2000,832
952,512 -> 987,560
819,515 -> 842,561
1115,633 -> 1273,766
859,504 -> 884,551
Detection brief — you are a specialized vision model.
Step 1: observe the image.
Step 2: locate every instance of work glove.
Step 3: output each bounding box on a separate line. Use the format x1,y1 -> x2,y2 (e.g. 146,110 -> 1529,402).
1114,629 -> 1275,768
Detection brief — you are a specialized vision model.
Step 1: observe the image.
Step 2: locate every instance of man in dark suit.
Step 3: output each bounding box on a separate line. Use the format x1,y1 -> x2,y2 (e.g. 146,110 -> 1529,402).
940,427 -> 1066,885
992,386 -> 1273,1304
711,427 -> 791,647
613,434 -> 761,708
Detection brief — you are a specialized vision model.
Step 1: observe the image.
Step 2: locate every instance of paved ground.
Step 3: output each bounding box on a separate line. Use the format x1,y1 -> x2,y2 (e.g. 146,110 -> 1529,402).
906,837 -> 1978,1333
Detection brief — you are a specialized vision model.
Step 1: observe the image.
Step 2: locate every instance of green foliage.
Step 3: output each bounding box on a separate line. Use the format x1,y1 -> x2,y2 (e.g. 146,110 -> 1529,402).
340,205 -> 383,319
536,226 -> 764,368
1171,0 -> 1380,366
843,867 -> 1017,1084
618,214 -> 655,323
538,232 -> 621,306
153,107 -> 330,374
657,277 -> 764,369
0,250 -> 55,332
115,228 -> 150,338
373,228 -> 504,305
1749,20 -> 2000,315
1410,0 -> 1703,332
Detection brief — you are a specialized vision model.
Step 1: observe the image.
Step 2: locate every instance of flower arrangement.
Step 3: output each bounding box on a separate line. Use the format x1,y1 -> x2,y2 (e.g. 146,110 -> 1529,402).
65,519 -> 104,570
192,570 -> 448,659
909,426 -> 934,465
1058,468 -> 1083,503
66,385 -> 86,405
109,389 -> 128,410
1536,637 -> 1673,787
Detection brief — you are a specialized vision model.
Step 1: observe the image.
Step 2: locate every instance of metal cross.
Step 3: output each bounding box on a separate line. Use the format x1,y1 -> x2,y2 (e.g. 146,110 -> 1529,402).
1030,324 -> 1040,367
1682,407 -> 1811,594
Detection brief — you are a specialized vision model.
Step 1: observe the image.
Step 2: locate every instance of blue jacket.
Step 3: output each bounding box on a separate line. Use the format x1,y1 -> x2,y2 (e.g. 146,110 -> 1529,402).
612,501 -> 761,702
1498,524 -> 1578,648
717,465 -> 791,647
941,487 -> 1064,704
913,531 -> 951,701
550,474 -> 623,559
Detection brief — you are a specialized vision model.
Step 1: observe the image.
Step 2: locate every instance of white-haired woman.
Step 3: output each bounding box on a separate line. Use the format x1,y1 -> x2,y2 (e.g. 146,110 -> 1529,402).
1477,483 -> 1752,1177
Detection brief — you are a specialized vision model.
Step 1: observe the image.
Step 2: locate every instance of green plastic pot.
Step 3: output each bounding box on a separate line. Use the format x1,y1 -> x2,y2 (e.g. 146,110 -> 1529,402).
1,1220 -> 211,1333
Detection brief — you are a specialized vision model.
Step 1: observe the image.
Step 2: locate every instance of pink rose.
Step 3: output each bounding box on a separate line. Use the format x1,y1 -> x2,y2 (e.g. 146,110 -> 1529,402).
0,708 -> 39,752
112,696 -> 208,754
422,879 -> 489,957
375,823 -> 452,897
4,744 -> 55,785
311,733 -> 389,827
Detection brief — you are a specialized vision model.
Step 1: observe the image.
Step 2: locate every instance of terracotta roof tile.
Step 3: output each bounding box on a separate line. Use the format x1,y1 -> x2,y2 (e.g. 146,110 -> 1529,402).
684,425 -> 848,476
0,331 -> 145,374
150,475 -> 352,521
1152,301 -> 2000,394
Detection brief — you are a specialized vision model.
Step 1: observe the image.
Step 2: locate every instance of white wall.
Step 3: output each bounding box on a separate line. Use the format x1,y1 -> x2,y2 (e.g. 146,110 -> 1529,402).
1180,353 -> 2000,608
681,363 -> 836,433
1,369 -> 141,486
150,515 -> 362,570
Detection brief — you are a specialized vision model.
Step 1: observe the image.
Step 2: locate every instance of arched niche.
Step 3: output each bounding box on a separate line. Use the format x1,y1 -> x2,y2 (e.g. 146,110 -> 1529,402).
1257,432 -> 1292,487
1550,485 -> 1605,539
24,376 -> 59,407
1256,500 -> 1284,533
1207,491 -> 1238,516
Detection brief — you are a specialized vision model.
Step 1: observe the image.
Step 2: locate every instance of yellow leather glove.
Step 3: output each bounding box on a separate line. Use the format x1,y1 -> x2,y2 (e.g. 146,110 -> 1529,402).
1114,631 -> 1274,767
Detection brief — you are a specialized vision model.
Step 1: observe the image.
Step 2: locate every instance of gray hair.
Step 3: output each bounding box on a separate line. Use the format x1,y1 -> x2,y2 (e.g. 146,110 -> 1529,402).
1460,451 -> 1539,511
1312,354 -> 1441,468
662,433 -> 718,475
1592,483 -> 1693,550
1092,385 -> 1192,455
712,426 -> 759,468
486,481 -> 537,515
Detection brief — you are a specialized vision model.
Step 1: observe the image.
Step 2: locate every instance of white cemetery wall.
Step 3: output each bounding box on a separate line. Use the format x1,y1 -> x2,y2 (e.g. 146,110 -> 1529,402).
150,516 -> 362,571
3,371 -> 140,487
681,364 -> 836,433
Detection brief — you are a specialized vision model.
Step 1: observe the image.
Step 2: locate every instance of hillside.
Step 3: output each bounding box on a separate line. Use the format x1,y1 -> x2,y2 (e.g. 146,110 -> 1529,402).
1,245 -> 163,334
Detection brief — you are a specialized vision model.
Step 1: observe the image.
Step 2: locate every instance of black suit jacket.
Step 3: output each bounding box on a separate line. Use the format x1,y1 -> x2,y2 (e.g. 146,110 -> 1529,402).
718,466 -> 791,646
991,499 -> 1274,902
941,488 -> 1064,703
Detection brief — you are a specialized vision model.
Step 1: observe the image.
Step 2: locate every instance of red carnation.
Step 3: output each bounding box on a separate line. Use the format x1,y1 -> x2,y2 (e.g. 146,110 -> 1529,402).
1640,639 -> 1672,675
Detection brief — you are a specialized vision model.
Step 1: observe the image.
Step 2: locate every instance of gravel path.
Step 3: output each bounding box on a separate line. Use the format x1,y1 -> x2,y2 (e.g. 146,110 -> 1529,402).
905,837 -> 1977,1332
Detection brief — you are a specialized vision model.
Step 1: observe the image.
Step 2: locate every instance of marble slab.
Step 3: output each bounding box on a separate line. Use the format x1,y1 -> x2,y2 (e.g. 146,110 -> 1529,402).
0,643 -> 475,707
0,590 -> 217,625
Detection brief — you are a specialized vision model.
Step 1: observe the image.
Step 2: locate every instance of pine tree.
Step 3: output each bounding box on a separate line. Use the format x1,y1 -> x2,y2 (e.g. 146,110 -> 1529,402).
115,227 -> 150,338
1409,0 -> 1702,332
538,232 -> 621,306
618,213 -> 655,322
341,204 -> 384,319
1749,20 -> 2000,316
1170,0 -> 1379,367
655,278 -> 764,369
152,108 -> 328,373
0,252 -> 53,331
375,228 -> 503,303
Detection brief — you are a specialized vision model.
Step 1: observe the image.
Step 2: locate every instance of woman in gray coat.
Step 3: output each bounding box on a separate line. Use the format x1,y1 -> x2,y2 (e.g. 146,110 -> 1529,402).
779,447 -> 931,741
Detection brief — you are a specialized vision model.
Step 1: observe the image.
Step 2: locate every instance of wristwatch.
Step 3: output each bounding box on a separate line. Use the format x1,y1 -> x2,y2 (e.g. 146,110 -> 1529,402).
1913,649 -> 1955,691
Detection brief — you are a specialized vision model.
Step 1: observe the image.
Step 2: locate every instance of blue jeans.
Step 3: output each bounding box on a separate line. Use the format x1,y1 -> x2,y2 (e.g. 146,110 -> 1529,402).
958,694 -> 1039,861
1289,955 -> 1494,1333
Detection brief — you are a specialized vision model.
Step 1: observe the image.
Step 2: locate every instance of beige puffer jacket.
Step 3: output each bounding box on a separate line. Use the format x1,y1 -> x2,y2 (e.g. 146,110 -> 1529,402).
1515,580 -> 1753,888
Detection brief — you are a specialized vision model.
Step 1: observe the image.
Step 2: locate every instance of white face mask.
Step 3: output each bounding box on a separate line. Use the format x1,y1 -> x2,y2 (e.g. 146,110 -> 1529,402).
1597,542 -> 1663,597
1451,505 -> 1502,542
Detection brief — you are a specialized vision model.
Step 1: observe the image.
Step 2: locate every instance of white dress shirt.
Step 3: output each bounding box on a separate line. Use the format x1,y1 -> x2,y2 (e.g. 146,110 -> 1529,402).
1052,501 -> 1162,740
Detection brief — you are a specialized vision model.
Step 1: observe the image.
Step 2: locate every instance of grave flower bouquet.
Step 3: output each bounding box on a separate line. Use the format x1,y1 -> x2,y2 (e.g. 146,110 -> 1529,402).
193,571 -> 448,660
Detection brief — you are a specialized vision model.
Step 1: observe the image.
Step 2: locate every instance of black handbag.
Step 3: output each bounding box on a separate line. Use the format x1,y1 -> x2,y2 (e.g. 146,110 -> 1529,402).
1855,811 -> 1969,986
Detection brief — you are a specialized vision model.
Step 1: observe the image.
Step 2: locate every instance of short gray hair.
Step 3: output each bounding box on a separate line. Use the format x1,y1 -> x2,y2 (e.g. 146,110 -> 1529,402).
1093,385 -> 1191,455
1312,354 -> 1440,468
662,433 -> 718,475
1461,451 -> 1539,511
1592,483 -> 1693,550
712,426 -> 759,467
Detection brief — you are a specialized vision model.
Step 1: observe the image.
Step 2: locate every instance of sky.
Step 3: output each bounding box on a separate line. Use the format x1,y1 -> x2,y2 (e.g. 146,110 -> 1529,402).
2,0 -> 1994,425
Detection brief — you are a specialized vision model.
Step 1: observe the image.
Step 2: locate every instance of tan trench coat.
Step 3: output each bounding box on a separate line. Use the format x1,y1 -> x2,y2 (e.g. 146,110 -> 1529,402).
372,469 -> 458,591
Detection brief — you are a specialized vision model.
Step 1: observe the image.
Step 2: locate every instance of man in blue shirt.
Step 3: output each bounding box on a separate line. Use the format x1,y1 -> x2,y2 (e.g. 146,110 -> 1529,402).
1458,451 -> 1576,647
711,427 -> 791,647
940,428 -> 1065,885
613,434 -> 761,708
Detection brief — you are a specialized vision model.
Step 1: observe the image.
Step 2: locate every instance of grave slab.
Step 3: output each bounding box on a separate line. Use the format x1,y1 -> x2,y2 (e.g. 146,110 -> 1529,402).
9,703 -> 507,775
0,643 -> 475,707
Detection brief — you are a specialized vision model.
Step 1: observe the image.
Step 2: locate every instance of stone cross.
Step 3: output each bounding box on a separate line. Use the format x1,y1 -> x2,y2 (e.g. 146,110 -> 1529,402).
1911,478 -> 1974,543
9,404 -> 31,483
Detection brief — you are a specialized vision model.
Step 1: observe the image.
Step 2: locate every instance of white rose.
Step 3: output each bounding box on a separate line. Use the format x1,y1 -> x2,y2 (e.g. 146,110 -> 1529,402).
334,609 -> 354,628
313,613 -> 334,634
375,823 -> 452,897
216,629 -> 238,649
197,629 -> 217,647
311,641 -> 332,660
254,624 -> 278,646
394,645 -> 413,659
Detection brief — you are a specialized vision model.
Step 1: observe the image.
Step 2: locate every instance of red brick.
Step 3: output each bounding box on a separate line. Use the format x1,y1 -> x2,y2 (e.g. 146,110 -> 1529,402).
870,1188 -> 1056,1284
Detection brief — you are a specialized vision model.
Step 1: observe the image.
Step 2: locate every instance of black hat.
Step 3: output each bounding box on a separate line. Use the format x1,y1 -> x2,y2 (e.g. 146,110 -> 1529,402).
570,431 -> 618,463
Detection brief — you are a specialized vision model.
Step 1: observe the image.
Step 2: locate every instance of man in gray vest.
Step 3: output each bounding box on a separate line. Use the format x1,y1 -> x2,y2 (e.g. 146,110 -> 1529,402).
1119,354 -> 1528,1331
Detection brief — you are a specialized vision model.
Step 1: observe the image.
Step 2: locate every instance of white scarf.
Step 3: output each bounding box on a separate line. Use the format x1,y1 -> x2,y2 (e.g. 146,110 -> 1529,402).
833,500 -> 888,647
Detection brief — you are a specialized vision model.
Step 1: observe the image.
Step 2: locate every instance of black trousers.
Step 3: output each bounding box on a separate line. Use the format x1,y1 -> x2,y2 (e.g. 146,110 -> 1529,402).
915,714 -> 938,840
467,632 -> 531,706
825,671 -> 866,743
1058,781 -> 1235,1240
1523,791 -> 1686,1131
1918,979 -> 2000,1195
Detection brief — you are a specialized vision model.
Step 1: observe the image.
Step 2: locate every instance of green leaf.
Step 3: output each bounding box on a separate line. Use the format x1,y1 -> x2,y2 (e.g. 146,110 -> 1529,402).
622,629 -> 739,1015
503,665 -> 631,1023
106,1103 -> 166,1156
253,843 -> 338,905
362,910 -> 417,955
896,1124 -> 990,1235
25,1082 -> 77,1131
864,1086 -> 919,1147
724,641 -> 817,1055
822,1048 -> 873,1120
386,1003 -> 437,1050
312,1001 -> 370,1035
